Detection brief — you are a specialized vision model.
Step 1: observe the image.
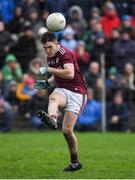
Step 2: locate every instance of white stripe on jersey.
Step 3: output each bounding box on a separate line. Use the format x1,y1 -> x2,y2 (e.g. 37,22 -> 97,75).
59,47 -> 66,55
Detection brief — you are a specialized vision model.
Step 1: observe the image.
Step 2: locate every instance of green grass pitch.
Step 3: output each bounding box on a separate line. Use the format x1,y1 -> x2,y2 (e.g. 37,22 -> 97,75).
0,131 -> 135,179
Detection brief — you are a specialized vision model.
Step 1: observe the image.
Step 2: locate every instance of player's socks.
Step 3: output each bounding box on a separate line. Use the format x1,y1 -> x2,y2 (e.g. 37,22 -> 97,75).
37,110 -> 57,130
63,162 -> 82,171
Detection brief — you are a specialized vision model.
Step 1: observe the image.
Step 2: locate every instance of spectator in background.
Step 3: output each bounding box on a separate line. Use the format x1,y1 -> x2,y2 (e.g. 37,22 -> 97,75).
131,5 -> 135,27
2,54 -> 23,84
28,8 -> 44,37
77,88 -> 101,131
101,2 -> 121,39
0,0 -> 15,24
12,25 -> 37,72
60,26 -> 77,51
123,63 -> 135,107
89,7 -> 101,21
107,28 -> 120,67
68,5 -> 87,39
29,57 -> 44,79
91,23 -> 106,62
84,62 -> 100,89
44,0 -> 69,17
7,6 -> 25,35
112,30 -> 135,72
20,0 -> 39,18
16,74 -> 37,116
0,21 -> 13,68
5,80 -> 19,114
107,92 -> 129,132
29,89 -> 49,128
106,66 -> 124,102
120,15 -> 135,39
83,19 -> 105,57
0,71 -> 7,98
73,40 -> 91,74
0,98 -> 14,132
84,62 -> 103,101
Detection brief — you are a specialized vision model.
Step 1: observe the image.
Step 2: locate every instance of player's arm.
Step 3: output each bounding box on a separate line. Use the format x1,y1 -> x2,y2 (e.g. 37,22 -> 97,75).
34,76 -> 54,90
48,63 -> 74,79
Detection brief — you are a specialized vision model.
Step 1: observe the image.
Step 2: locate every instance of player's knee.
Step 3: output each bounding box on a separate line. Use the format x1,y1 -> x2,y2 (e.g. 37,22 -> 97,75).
62,128 -> 72,137
49,95 -> 58,103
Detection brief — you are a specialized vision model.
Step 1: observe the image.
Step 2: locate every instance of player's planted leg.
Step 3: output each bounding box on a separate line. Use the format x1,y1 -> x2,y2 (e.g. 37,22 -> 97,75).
62,111 -> 82,171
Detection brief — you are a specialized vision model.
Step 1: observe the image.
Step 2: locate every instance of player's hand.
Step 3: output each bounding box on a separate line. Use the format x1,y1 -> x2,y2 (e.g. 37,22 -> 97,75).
34,80 -> 50,90
39,67 -> 51,77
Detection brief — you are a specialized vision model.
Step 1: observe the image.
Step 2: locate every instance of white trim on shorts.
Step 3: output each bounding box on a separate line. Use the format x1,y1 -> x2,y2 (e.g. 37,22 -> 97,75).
53,88 -> 87,115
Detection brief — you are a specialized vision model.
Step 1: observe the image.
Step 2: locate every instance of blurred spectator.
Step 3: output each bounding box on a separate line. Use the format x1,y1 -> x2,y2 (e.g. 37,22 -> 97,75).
107,28 -> 120,67
68,5 -> 87,38
6,6 -> 25,35
82,18 -> 98,52
2,54 -> 23,84
122,63 -> 135,107
89,7 -> 101,21
36,26 -> 48,61
131,5 -> 135,27
29,89 -> 49,128
84,62 -> 100,88
107,92 -> 129,132
120,15 -> 135,39
106,66 -> 124,102
83,20 -> 105,57
73,40 -> 91,74
0,21 -> 13,67
100,2 -> 121,39
68,0 -> 103,19
60,26 -> 77,51
0,71 -> 7,98
44,0 -> 69,16
0,0 -> 15,23
16,74 -> 37,116
112,30 -> 135,72
12,25 -> 37,72
0,98 -> 14,132
28,8 -> 44,36
77,88 -> 101,131
29,57 -> 44,79
5,80 -> 19,114
20,0 -> 39,18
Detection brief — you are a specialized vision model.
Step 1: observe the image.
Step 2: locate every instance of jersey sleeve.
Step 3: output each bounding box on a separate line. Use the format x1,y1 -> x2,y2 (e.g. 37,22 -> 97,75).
62,52 -> 74,66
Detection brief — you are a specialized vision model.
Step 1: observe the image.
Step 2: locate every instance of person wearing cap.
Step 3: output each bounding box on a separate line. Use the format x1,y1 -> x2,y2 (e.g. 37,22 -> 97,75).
119,15 -> 134,39
2,54 -> 23,84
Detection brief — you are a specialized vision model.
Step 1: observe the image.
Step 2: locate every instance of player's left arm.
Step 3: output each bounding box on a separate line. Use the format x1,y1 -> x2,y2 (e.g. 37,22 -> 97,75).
48,63 -> 74,79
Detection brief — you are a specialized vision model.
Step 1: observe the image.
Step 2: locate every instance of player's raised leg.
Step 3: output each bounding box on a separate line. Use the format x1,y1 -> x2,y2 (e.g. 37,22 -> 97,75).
62,111 -> 82,171
38,92 -> 66,130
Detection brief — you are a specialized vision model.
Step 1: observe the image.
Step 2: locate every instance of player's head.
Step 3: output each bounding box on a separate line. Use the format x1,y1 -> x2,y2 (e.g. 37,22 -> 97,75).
41,32 -> 59,58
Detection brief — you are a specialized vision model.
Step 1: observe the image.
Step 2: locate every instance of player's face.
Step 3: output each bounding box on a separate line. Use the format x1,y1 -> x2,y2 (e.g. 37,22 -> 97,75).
43,41 -> 59,58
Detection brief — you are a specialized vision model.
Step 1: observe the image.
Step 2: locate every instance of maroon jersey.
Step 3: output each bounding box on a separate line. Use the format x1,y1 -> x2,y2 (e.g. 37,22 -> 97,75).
47,46 -> 87,94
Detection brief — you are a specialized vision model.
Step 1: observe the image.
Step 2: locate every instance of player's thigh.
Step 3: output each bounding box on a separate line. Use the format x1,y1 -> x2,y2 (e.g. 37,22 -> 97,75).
49,92 -> 67,108
62,111 -> 78,132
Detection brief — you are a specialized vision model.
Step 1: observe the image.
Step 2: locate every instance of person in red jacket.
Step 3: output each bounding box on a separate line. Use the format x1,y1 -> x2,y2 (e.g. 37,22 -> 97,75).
100,2 -> 121,39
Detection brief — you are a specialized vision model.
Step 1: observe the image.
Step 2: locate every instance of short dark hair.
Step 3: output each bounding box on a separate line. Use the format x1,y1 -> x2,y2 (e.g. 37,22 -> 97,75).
41,32 -> 57,43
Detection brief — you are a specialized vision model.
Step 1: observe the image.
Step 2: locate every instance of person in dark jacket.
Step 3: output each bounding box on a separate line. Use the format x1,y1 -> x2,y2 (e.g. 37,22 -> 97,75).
107,92 -> 129,132
11,25 -> 37,72
29,89 -> 49,128
112,30 -> 135,72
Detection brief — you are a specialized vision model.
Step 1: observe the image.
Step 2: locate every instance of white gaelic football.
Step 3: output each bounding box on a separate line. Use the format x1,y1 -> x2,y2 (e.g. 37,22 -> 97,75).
46,12 -> 66,32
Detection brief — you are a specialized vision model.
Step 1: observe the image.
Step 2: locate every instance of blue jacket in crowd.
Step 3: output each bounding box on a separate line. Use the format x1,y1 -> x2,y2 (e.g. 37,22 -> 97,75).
77,99 -> 101,125
0,0 -> 15,23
